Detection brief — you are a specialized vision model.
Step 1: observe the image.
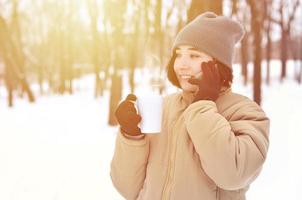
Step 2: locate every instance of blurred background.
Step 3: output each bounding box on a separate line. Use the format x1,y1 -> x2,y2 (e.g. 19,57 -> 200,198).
0,0 -> 302,199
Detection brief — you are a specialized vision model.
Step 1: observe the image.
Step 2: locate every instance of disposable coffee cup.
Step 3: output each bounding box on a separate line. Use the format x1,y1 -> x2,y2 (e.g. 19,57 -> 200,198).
137,94 -> 163,134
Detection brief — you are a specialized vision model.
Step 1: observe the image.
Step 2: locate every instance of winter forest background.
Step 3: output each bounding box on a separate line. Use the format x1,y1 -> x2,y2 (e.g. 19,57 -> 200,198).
0,0 -> 302,199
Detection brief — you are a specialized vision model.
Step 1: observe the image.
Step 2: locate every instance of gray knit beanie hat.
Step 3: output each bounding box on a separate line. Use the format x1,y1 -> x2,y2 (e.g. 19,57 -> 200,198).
171,11 -> 245,69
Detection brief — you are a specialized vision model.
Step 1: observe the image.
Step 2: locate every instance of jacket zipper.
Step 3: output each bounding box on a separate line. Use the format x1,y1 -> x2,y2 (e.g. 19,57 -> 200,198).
162,117 -> 180,200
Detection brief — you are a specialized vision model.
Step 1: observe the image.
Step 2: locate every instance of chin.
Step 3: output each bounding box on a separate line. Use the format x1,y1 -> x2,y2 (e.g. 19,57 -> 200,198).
180,84 -> 197,93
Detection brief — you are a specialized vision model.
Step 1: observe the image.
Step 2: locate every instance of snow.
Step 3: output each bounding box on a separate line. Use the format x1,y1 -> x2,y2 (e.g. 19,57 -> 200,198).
0,60 -> 302,200
0,90 -> 123,200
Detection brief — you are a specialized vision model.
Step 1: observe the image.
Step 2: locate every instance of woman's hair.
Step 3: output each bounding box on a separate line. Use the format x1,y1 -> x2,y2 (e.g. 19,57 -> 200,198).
166,52 -> 233,88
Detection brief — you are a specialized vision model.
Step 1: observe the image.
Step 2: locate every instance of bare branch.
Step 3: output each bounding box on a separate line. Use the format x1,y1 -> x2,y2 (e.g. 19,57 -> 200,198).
269,16 -> 282,25
166,1 -> 175,23
288,0 -> 300,24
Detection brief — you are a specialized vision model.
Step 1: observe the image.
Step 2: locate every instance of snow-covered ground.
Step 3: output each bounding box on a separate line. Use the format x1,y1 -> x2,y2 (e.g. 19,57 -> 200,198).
0,60 -> 302,200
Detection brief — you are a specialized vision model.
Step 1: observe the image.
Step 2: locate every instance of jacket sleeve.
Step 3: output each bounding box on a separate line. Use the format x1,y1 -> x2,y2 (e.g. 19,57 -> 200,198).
110,130 -> 149,199
183,99 -> 270,190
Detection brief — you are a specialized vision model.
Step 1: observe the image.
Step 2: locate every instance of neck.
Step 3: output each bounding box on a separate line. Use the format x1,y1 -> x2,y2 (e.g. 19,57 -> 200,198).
181,90 -> 196,105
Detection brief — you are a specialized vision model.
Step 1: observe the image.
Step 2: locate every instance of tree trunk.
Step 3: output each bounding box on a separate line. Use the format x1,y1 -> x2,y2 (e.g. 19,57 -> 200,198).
38,65 -> 44,95
100,28 -> 111,97
47,67 -> 54,94
58,30 -> 66,94
87,0 -> 101,98
108,72 -> 122,126
248,0 -> 263,105
264,0 -> 272,86
155,0 -> 165,94
128,10 -> 140,94
1,13 -> 35,105
209,0 -> 223,15
128,32 -> 136,94
11,1 -> 35,102
266,25 -> 272,85
188,0 -> 223,22
241,34 -> 248,85
280,29 -> 287,81
20,78 -> 35,102
129,68 -> 135,93
298,61 -> 302,84
4,60 -> 14,107
108,46 -> 123,126
67,31 -> 74,95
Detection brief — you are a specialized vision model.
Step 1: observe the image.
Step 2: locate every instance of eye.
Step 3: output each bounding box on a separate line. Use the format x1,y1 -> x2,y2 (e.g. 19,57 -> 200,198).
190,54 -> 200,59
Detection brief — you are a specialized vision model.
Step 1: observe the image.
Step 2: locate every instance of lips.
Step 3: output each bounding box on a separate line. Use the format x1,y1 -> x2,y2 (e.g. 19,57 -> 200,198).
179,75 -> 193,79
179,72 -> 202,80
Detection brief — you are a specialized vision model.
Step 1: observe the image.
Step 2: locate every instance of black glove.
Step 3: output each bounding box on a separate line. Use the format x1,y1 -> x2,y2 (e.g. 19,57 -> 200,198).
115,94 -> 142,136
188,61 -> 222,103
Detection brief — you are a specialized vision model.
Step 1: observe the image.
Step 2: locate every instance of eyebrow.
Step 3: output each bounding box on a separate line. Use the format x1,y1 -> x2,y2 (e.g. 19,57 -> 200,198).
175,47 -> 198,51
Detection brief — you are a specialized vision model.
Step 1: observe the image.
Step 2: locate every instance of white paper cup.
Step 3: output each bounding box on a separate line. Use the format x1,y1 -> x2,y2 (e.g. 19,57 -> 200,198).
137,94 -> 163,134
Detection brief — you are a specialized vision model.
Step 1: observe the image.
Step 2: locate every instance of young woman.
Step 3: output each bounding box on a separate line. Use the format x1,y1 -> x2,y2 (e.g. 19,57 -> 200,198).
111,12 -> 270,200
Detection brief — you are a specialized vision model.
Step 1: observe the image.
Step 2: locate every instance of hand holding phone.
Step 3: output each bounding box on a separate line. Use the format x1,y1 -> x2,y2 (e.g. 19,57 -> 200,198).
188,60 -> 222,103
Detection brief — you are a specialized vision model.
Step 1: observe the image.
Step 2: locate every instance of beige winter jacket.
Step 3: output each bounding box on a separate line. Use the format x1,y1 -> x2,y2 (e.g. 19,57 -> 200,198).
110,88 -> 270,200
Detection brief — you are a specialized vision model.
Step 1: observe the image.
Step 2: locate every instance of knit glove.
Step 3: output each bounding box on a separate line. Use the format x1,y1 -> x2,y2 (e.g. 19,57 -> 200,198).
115,94 -> 142,136
188,61 -> 222,103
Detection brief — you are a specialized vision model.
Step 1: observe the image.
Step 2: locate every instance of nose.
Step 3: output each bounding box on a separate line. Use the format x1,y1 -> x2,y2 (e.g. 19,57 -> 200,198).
177,57 -> 190,70
178,65 -> 190,71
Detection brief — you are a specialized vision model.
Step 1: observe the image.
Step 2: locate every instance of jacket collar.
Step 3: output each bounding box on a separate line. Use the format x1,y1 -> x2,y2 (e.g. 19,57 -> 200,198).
180,86 -> 232,106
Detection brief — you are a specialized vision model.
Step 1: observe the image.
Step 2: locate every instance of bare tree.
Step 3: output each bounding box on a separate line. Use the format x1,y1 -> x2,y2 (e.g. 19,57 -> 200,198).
104,0 -> 127,126
290,34 -> 302,83
154,0 -> 168,94
263,0 -> 273,85
0,2 -> 35,107
247,0 -> 265,105
231,0 -> 250,86
241,33 -> 249,86
87,0 -> 103,98
270,0 -> 300,81
56,1 -> 75,94
127,1 -> 141,94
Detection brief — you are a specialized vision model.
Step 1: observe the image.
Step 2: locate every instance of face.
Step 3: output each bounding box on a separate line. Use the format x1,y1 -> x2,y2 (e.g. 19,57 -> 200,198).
173,45 -> 213,92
